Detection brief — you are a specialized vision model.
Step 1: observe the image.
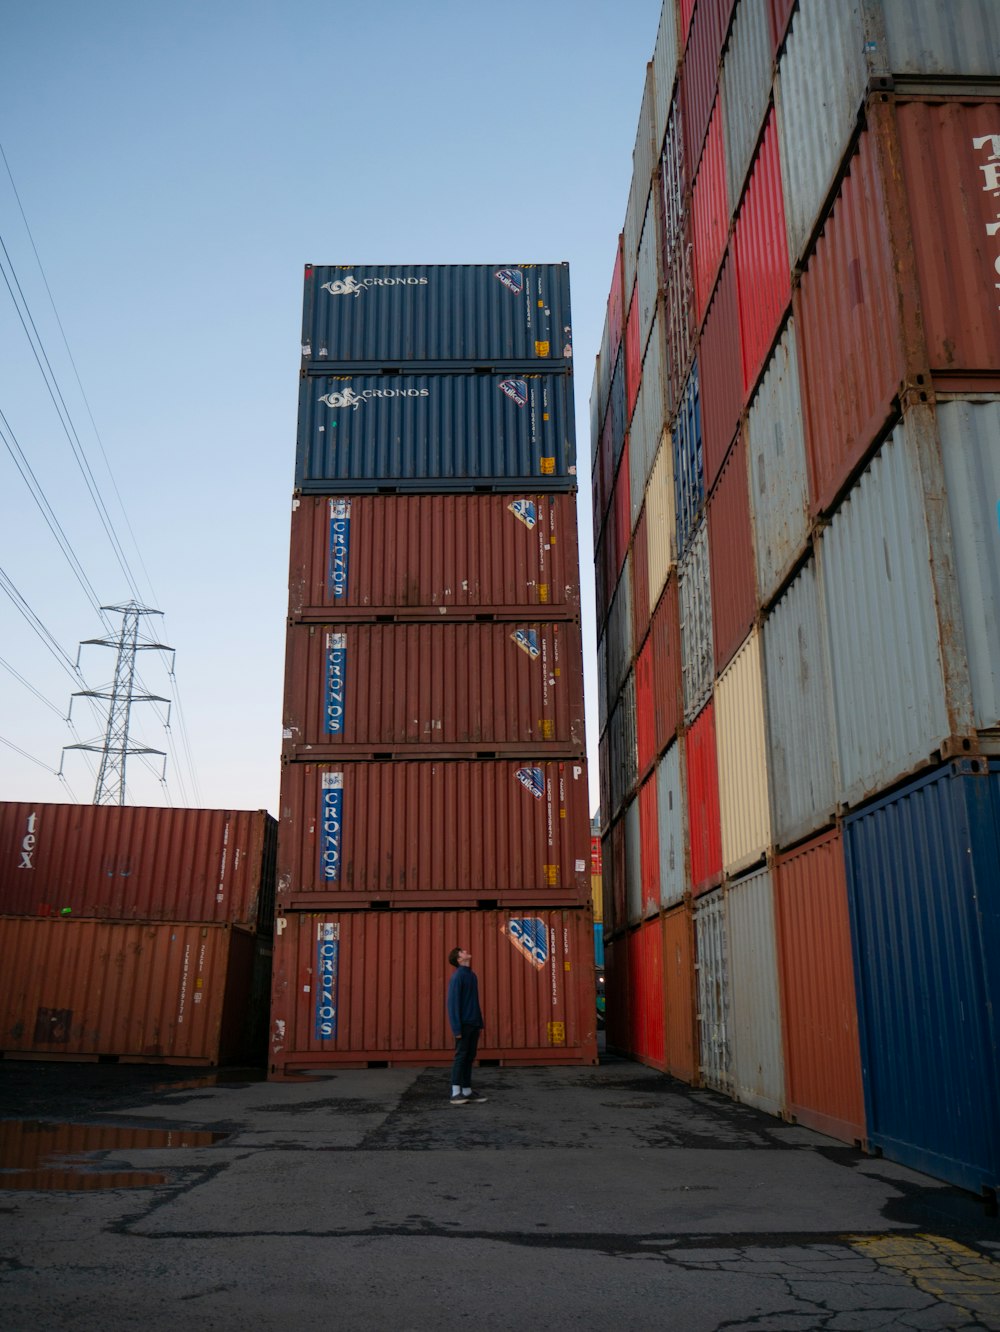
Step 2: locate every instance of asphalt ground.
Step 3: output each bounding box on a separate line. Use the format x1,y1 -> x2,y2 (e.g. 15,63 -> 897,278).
1,1054 -> 999,1331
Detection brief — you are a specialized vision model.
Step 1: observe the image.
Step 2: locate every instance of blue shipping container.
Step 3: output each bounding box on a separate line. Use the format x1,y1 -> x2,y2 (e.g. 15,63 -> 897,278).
594,922 -> 605,969
673,361 -> 703,559
843,759 -> 1000,1196
301,264 -> 573,367
295,371 -> 577,493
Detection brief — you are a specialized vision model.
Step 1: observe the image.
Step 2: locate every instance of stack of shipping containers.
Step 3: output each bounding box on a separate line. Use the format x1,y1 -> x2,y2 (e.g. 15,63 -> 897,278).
0,803 -> 277,1065
594,0 -> 1000,1198
271,264 -> 597,1074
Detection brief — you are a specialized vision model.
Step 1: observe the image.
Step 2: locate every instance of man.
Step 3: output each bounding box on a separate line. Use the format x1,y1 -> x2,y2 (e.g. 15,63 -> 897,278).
446,946 -> 488,1105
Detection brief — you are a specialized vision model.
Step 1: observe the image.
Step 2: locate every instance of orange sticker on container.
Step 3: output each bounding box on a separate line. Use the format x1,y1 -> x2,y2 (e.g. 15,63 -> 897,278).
543,864 -> 558,885
539,457 -> 555,474
547,1021 -> 566,1045
538,584 -> 550,602
535,340 -> 550,357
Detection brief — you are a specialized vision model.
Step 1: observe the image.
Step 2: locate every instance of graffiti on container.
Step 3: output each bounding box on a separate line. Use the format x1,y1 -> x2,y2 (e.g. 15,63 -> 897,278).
515,766 -> 545,800
17,811 -> 37,869
324,633 -> 347,735
320,772 -> 344,883
321,274 -> 428,297
495,268 -> 524,295
314,922 -> 340,1039
499,378 -> 528,407
508,498 -> 537,529
974,133 -> 1000,311
511,628 -> 540,660
503,917 -> 548,969
328,499 -> 351,599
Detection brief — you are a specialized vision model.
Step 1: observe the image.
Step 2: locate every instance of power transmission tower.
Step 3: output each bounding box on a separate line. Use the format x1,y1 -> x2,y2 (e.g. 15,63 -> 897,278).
61,601 -> 174,805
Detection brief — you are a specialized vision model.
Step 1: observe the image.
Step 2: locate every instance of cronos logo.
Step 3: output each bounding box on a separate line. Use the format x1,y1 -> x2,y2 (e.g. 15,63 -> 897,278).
319,386 -> 430,411
322,274 -> 429,297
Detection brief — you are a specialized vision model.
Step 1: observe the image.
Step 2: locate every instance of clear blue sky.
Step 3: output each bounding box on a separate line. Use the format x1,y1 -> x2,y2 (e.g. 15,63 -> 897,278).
0,0 -> 659,816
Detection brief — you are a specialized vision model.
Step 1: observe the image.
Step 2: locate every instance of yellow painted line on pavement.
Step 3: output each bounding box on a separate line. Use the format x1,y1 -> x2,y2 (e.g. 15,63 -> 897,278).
850,1233 -> 1000,1328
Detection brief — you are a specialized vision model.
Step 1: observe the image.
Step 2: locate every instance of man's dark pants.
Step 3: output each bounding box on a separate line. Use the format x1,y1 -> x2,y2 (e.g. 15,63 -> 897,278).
451,1023 -> 480,1088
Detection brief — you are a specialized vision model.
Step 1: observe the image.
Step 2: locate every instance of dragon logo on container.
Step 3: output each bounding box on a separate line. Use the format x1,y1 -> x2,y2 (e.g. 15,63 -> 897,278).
320,772 -> 344,882
314,922 -> 340,1039
511,628 -> 540,660
515,766 -> 545,800
507,498 -> 537,530
319,386 -> 364,411
324,634 -> 347,734
499,378 -> 528,408
503,917 -> 548,970
495,268 -> 524,295
328,499 -> 351,599
322,274 -> 429,297
321,275 -> 365,297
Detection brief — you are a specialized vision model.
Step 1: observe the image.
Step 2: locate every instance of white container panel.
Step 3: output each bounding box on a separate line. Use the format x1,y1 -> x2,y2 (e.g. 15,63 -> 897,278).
695,890 -> 732,1094
624,171 -> 648,309
716,629 -> 772,873
880,0 -> 1000,78
634,63 -> 658,233
646,428 -> 676,608
609,672 -> 639,817
631,313 -> 668,528
598,308 -> 612,426
653,0 -> 680,156
726,866 -> 786,1117
721,0 -> 773,215
656,738 -> 687,907
637,190 -> 661,358
680,519 -> 714,722
625,796 -> 643,924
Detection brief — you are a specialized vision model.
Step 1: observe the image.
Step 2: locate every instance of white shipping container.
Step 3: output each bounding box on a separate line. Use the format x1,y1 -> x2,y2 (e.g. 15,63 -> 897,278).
633,63 -> 658,240
716,629 -> 772,873
656,738 -> 687,907
652,0 -> 679,159
726,866 -> 786,1117
646,427 -> 676,609
609,671 -> 639,818
630,312 -> 668,528
637,190 -> 661,359
624,170 -> 648,309
680,520 -> 714,722
720,0 -> 772,217
625,796 -> 643,924
695,890 -> 732,1094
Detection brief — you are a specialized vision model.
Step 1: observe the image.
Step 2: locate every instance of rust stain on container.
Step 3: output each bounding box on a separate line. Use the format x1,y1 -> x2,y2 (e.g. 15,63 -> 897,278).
268,907 -> 597,1073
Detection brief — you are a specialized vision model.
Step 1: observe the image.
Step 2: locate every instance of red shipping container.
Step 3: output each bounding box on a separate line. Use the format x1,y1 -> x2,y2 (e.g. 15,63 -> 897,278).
680,0 -> 732,178
631,503 -> 651,651
609,235 -> 625,367
638,773 -> 661,919
707,428 -> 756,674
651,576 -> 683,753
0,917 -> 262,1065
604,930 -> 630,1055
686,699 -> 722,894
0,802 -> 275,929
611,817 -> 627,934
625,290 -> 642,424
692,95 -> 729,325
774,829 -> 867,1146
734,109 -> 791,398
679,0 -> 696,50
598,412 -> 615,535
612,438 -> 631,579
635,636 -> 658,781
629,916 -> 666,1069
288,493 -> 581,620
277,759 -> 591,908
283,620 -> 585,758
268,908 -> 597,1074
663,901 -> 697,1082
698,249 -> 742,492
767,0 -> 795,55
795,105 -> 907,516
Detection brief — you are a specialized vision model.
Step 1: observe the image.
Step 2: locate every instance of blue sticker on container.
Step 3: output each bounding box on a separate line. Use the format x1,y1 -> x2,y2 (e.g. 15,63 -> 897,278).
324,633 -> 347,734
511,628 -> 540,660
515,766 -> 545,800
499,377 -> 528,408
328,499 -> 351,599
314,922 -> 340,1039
495,268 -> 524,295
508,498 -> 537,529
503,917 -> 549,970
320,772 -> 344,882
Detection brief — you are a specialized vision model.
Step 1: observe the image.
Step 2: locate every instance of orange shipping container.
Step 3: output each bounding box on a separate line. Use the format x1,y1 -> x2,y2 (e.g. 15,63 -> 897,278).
268,908 -> 597,1073
0,917 -> 263,1065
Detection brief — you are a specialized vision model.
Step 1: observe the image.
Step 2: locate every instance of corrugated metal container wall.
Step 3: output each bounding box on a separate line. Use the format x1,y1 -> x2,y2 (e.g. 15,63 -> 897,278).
657,739 -> 688,907
610,819 -> 626,935
726,866 -> 785,1116
630,917 -> 666,1068
597,630 -> 609,737
276,760 -> 590,907
695,888 -> 732,1093
653,0 -> 680,155
624,172 -> 645,309
721,0 -> 773,214
646,429 -> 676,608
691,97 -> 730,326
745,318 -> 809,606
288,494 -> 582,620
634,64 -> 658,248
613,437 -> 631,578
663,901 -> 697,1081
679,0 -> 697,49
767,0 -> 795,53
605,566 -> 634,700
687,699 -> 723,894
637,194 -> 661,364
794,112 -> 907,516
269,908 -> 598,1073
598,309 -> 612,425
638,772 -> 661,918
636,635 -> 658,780
880,1 -> 1000,78
699,251 -> 743,493
673,361 -> 704,558
843,760 -> 1000,1194
763,558 -> 838,849
609,237 -> 625,367
773,829 -> 866,1144
282,620 -> 585,757
681,0 -> 731,179
0,919 -> 259,1065
625,290 -> 642,424
734,109 -> 791,397
609,675 -> 639,819
715,629 -> 771,874
631,313 -> 669,524
610,347 -> 627,470
591,835 -> 603,924
665,215 -> 697,417
707,427 -> 756,674
295,371 -> 576,494
624,798 -> 643,923
598,412 -> 615,536
0,803 -> 275,930
818,415 -> 957,810
604,932 -> 629,1053
661,96 -> 689,262
652,575 -> 684,752
631,506 -> 651,650
896,98 -> 1000,387
301,263 -> 573,366
680,519 -> 714,723
939,398 -> 1000,733
590,359 -> 602,477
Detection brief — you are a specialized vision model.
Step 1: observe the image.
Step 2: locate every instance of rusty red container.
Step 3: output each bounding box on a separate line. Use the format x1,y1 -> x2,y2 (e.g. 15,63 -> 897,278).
609,236 -> 625,367
651,576 -> 683,752
768,0 -> 795,53
699,249 -> 742,492
288,493 -> 581,621
631,503 -> 651,650
681,0 -> 732,177
628,916 -> 666,1069
707,428 -> 756,674
692,95 -> 729,325
282,620 -> 585,759
664,901 -> 697,1082
598,412 -> 615,536
625,290 -> 642,424
686,698 -> 723,895
610,817 -> 627,933
636,635 -> 658,781
277,759 -> 591,908
0,917 -> 264,1065
268,907 -> 598,1073
638,773 -> 661,919
734,108 -> 791,398
604,930 -> 630,1053
0,802 -> 276,929
613,439 -> 631,579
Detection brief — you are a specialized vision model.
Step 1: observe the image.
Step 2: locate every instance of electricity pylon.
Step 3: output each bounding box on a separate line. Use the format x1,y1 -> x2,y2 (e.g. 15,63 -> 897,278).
62,601 -> 174,805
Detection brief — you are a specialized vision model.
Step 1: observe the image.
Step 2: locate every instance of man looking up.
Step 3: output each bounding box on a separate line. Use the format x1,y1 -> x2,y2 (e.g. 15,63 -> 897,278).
446,946 -> 487,1105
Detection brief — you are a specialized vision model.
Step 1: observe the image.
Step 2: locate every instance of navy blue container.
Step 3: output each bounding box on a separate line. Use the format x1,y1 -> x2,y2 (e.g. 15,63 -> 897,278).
843,759 -> 1000,1196
295,371 -> 577,493
673,361 -> 703,559
301,264 -> 573,367
594,922 -> 605,969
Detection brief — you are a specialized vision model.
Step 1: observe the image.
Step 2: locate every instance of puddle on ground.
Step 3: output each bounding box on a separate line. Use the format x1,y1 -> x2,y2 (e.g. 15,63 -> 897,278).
0,1121 -> 227,1191
151,1067 -> 267,1093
